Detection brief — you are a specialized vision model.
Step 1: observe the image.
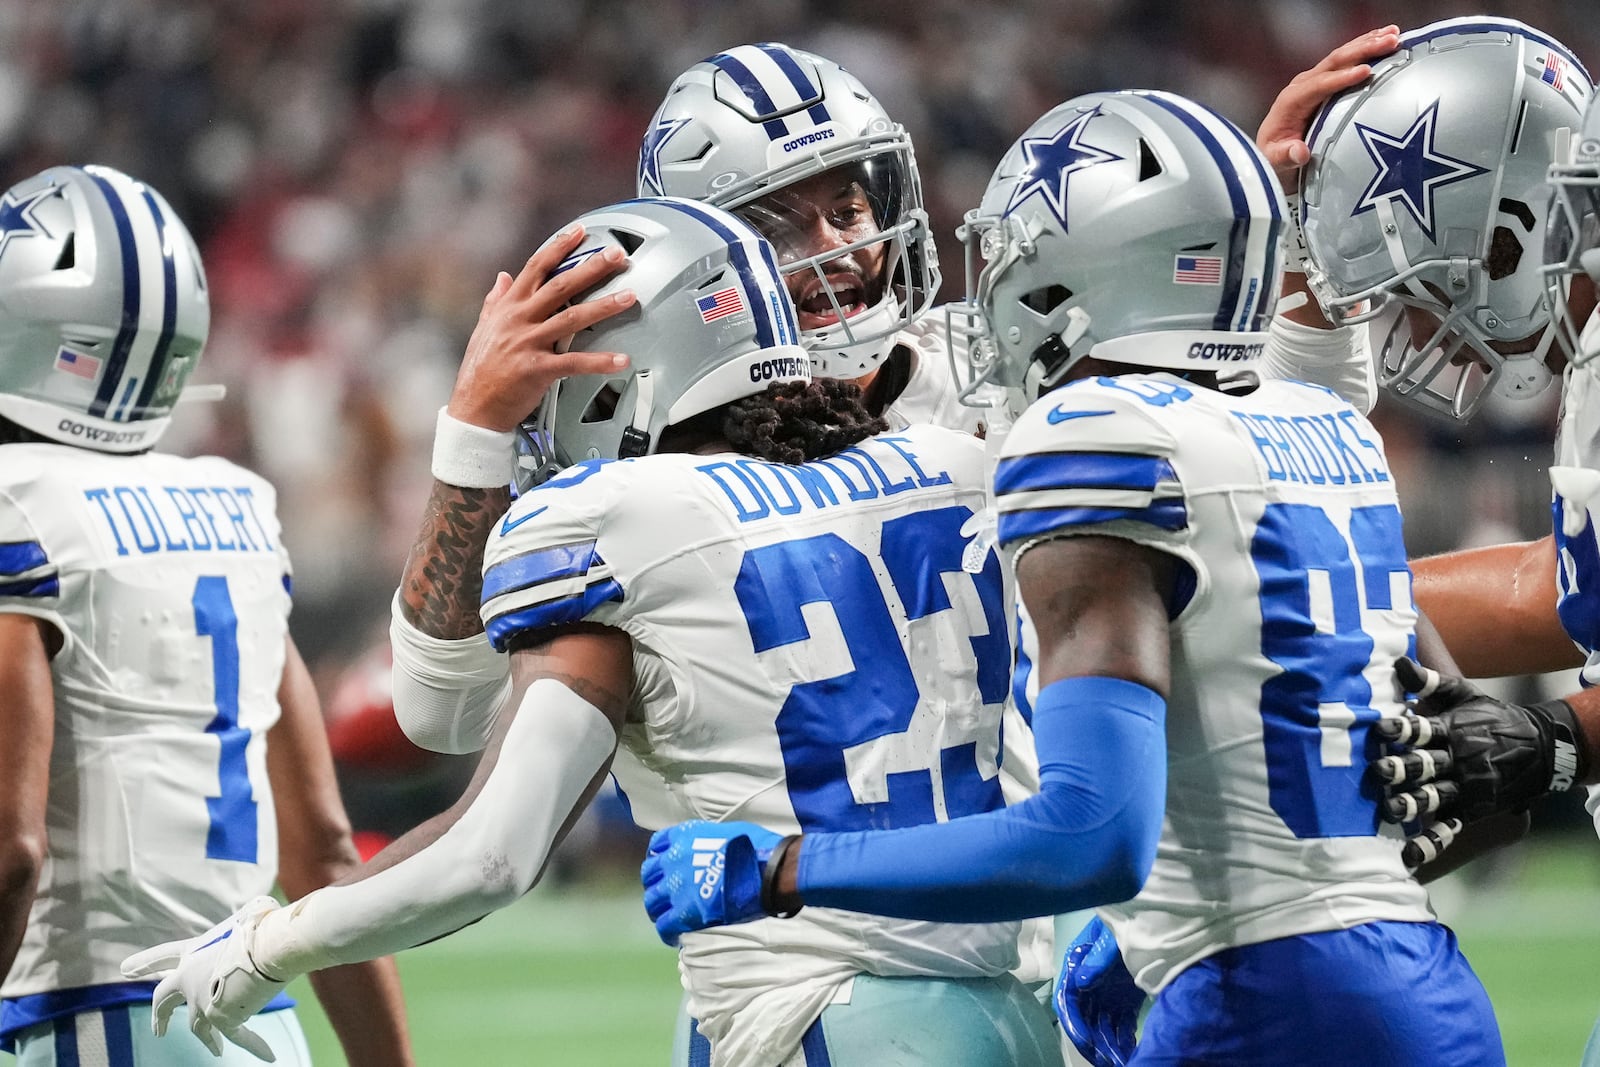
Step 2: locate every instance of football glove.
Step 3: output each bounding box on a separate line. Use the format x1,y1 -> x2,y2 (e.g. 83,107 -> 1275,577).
1372,657 -> 1588,867
641,820 -> 784,947
1055,915 -> 1143,1067
120,896 -> 287,1062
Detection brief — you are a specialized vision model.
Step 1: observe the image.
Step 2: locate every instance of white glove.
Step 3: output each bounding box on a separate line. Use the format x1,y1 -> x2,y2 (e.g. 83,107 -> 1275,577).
120,896 -> 287,1062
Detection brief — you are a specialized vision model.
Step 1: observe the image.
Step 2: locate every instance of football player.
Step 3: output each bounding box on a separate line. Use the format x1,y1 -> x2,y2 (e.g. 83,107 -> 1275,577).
1290,18 -> 1600,862
640,44 -> 1403,1030
0,166 -> 412,1064
121,198 -> 1063,1067
642,89 -> 1504,1066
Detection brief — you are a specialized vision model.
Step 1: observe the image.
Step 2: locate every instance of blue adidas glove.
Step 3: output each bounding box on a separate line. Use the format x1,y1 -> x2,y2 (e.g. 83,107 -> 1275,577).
1055,916 -> 1144,1067
641,820 -> 784,947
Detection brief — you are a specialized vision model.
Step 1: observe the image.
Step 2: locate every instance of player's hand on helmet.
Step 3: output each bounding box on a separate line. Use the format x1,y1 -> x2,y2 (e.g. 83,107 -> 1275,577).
1257,25 -> 1400,189
120,896 -> 287,1062
1054,915 -> 1143,1067
1372,657 -> 1589,868
448,225 -> 637,433
641,820 -> 785,947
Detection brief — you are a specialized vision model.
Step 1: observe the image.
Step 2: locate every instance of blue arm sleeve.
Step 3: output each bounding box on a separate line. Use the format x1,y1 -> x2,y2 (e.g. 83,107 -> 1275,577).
796,675 -> 1166,922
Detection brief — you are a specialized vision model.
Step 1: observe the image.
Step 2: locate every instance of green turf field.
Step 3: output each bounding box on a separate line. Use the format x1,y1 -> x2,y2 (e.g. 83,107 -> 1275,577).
6,835 -> 1599,1065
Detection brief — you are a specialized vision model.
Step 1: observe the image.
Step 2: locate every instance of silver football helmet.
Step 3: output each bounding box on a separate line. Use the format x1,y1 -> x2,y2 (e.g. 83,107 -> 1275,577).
523,197 -> 809,478
953,90 -> 1284,403
1301,17 -> 1592,419
1544,90 -> 1600,367
0,165 -> 209,452
638,43 -> 936,378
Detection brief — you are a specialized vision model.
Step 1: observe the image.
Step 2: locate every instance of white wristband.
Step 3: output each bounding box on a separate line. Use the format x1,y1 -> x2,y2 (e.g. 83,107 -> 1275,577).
431,407 -> 517,488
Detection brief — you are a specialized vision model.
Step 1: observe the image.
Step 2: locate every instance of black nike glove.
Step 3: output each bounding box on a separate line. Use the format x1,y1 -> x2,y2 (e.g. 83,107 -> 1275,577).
1371,657 -> 1588,868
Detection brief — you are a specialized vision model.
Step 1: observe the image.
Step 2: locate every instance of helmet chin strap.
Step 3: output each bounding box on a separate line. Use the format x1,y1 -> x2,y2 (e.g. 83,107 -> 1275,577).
1025,306 -> 1093,399
619,369 -> 655,458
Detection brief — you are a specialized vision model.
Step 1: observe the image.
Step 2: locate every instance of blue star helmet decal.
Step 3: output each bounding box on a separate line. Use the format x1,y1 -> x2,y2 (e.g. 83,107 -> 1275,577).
1003,106 -> 1124,230
0,182 -> 57,260
639,117 -> 692,196
1352,100 -> 1487,243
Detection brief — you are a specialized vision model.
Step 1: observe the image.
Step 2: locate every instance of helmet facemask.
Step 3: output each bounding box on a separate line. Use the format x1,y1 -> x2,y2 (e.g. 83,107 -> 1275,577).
1544,158 -> 1600,368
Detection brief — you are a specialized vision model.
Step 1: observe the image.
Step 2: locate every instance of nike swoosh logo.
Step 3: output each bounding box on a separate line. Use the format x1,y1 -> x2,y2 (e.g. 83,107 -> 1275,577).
1047,407 -> 1115,424
500,506 -> 548,536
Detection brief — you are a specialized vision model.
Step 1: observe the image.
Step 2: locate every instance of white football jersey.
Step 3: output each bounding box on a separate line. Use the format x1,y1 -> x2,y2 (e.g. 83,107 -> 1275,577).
1547,344 -> 1600,835
996,373 -> 1433,994
480,426 -> 1020,1067
879,314 -> 1000,436
0,444 -> 289,999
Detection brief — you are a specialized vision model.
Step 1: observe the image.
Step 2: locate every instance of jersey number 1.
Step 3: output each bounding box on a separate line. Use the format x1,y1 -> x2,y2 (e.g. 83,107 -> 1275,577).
194,575 -> 257,862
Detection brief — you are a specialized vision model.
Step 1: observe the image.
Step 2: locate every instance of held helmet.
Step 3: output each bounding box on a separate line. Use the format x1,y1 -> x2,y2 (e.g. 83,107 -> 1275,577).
639,43 -> 936,378
523,197 -> 808,479
1301,17 -> 1592,418
0,165 -> 209,452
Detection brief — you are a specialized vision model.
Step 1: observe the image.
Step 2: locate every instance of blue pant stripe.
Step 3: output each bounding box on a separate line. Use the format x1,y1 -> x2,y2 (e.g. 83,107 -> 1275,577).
800,1016 -> 832,1066
687,1017 -> 713,1067
52,1016 -> 79,1067
102,1005 -> 135,1067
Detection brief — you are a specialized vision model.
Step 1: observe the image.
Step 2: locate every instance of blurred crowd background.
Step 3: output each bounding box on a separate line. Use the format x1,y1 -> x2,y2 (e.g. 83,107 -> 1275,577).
1,0 -> 1594,839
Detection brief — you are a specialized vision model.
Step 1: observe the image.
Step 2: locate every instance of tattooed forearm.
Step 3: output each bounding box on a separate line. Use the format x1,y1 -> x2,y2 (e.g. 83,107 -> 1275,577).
400,480 -> 512,640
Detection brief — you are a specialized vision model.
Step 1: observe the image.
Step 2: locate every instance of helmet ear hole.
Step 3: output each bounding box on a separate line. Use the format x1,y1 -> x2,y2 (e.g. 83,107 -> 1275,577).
1487,225 -> 1524,280
581,382 -> 627,424
1020,285 -> 1073,316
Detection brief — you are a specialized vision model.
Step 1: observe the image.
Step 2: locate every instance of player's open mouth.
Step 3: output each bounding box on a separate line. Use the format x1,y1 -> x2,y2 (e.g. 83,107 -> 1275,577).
796,276 -> 867,330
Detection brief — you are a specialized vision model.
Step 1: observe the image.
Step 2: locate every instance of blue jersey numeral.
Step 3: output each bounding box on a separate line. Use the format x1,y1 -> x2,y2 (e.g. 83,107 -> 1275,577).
193,575 -> 257,862
1251,502 -> 1409,838
734,506 -> 1007,832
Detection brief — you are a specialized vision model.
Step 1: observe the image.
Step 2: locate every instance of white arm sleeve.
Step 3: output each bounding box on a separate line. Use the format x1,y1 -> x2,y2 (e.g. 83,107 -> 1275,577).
1259,313 -> 1378,415
249,677 -> 616,976
389,591 -> 513,753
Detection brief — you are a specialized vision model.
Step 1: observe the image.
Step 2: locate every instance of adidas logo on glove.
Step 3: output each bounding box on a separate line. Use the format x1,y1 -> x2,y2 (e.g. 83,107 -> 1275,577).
692,839 -> 725,900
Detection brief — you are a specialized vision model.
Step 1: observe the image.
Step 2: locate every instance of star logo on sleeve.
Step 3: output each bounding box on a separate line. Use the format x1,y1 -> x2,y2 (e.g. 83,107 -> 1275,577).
1352,100 -> 1487,243
638,117 -> 692,196
0,183 -> 58,259
1003,106 -> 1124,231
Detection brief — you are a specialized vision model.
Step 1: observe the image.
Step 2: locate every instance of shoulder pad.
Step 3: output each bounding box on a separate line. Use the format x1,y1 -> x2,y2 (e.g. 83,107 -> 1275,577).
995,377 -> 1190,549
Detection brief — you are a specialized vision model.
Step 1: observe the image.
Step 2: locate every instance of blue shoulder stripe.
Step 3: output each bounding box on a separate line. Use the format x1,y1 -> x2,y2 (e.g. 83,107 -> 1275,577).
0,575 -> 59,598
482,539 -> 606,605
994,452 -> 1176,497
0,541 -> 47,577
998,500 -> 1188,545
485,579 -> 624,651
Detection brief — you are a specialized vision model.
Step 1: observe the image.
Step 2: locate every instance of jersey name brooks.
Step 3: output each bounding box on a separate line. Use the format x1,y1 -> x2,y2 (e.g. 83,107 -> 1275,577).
0,444 -> 290,998
996,373 -> 1432,994
480,425 -> 1021,1066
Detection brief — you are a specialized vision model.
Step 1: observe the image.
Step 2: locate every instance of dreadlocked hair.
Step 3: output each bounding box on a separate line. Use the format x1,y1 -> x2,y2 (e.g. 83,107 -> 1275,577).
722,379 -> 887,464
0,416 -> 53,447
